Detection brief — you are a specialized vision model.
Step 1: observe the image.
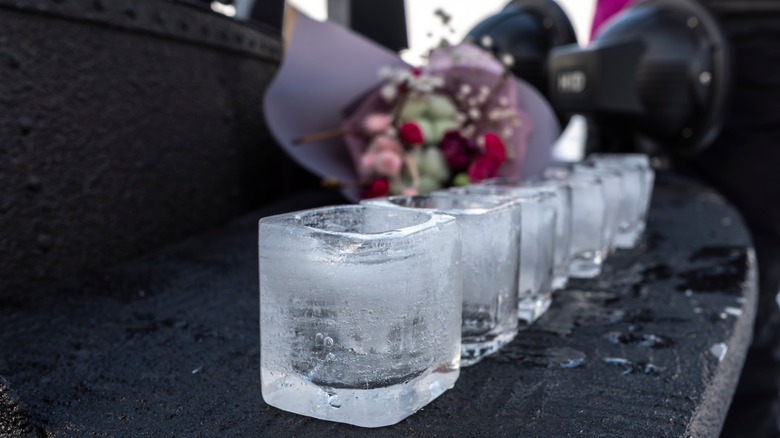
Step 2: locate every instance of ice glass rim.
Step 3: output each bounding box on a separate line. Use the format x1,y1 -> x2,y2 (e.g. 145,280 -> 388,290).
572,162 -> 625,178
376,193 -> 516,217
459,183 -> 558,202
543,166 -> 604,187
587,153 -> 651,169
258,204 -> 456,242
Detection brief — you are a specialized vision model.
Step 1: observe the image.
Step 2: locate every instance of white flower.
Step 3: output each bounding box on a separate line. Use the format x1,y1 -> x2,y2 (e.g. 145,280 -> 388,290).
502,126 -> 514,138
408,74 -> 440,93
501,54 -> 515,67
380,84 -> 398,102
394,69 -> 412,83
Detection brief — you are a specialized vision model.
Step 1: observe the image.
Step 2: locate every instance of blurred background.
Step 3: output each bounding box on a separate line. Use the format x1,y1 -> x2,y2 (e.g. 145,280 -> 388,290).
282,0 -> 596,62
278,0 -> 593,162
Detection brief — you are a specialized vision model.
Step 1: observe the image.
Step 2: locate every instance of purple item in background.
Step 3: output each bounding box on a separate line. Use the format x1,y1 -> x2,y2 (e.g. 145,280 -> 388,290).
264,10 -> 561,202
590,0 -> 633,41
264,11 -> 406,201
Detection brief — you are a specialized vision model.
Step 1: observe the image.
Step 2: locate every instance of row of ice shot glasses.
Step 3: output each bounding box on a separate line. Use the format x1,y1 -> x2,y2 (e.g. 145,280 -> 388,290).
258,153 -> 654,427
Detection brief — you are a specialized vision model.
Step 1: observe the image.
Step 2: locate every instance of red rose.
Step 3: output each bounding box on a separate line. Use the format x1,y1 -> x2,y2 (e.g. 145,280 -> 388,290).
362,178 -> 390,198
399,122 -> 424,145
467,155 -> 502,182
438,131 -> 480,172
482,132 -> 506,162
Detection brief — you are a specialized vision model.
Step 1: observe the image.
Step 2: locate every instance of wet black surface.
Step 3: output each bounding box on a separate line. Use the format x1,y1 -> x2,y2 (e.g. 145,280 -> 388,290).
0,175 -> 757,437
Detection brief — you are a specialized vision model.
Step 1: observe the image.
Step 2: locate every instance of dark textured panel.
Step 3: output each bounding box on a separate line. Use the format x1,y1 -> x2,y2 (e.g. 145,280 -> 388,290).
0,0 -> 282,59
0,1 -> 313,296
0,175 -> 757,437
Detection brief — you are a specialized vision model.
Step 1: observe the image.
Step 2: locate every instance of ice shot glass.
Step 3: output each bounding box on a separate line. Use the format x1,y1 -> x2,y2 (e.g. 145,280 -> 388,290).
363,193 -> 521,366
587,154 -> 655,248
451,184 -> 557,325
589,153 -> 655,241
570,163 -> 624,256
483,178 -> 573,291
542,166 -> 608,278
259,205 -> 462,428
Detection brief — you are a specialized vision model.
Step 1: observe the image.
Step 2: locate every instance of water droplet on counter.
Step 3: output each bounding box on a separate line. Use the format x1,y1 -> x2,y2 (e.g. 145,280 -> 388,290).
711,343 -> 728,362
638,334 -> 672,348
605,331 -> 634,345
323,337 -> 334,348
327,391 -> 341,408
605,332 -> 671,348
315,333 -> 324,344
603,357 -> 664,375
604,357 -> 634,375
546,347 -> 586,369
643,363 -> 666,374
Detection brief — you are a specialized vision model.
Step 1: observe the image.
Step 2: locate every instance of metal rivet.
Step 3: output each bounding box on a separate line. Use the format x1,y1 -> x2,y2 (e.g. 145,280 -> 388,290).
682,128 -> 693,138
543,17 -> 554,29
699,71 -> 712,85
687,17 -> 699,28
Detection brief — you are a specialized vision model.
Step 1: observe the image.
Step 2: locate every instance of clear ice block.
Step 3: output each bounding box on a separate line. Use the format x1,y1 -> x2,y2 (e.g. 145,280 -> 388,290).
451,184 -> 557,326
588,153 -> 654,247
514,179 -> 573,290
363,194 -> 521,366
542,167 -> 608,278
571,163 -> 624,255
259,205 -> 462,428
482,178 -> 573,291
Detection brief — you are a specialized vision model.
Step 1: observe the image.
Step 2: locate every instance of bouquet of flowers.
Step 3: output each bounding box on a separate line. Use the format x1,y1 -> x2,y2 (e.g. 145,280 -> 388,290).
265,9 -> 561,201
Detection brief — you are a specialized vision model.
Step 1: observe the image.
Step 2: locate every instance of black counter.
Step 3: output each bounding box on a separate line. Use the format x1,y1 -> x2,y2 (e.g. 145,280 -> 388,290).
0,174 -> 757,437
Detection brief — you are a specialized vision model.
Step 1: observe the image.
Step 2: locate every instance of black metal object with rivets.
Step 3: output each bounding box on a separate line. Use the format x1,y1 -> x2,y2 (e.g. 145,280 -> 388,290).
0,0 -> 310,297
